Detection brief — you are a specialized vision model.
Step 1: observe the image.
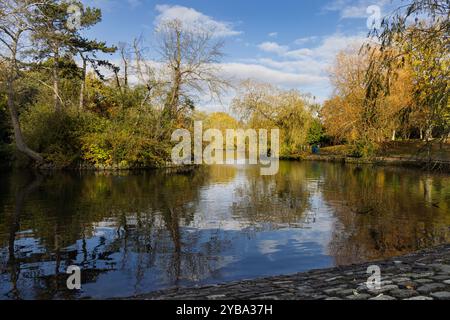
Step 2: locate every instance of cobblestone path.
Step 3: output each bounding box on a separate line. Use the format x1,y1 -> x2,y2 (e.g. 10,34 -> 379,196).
131,244 -> 450,300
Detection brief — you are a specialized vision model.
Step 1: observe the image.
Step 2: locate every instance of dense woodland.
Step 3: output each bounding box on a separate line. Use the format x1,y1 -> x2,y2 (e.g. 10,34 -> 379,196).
0,0 -> 448,169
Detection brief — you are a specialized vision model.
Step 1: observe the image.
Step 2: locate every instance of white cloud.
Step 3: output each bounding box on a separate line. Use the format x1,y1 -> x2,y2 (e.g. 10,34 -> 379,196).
268,32 -> 278,38
283,48 -> 314,59
255,58 -> 323,76
258,41 -> 289,55
294,36 -> 318,45
313,34 -> 367,59
247,33 -> 368,101
154,4 -> 242,37
258,34 -> 366,61
218,62 -> 327,87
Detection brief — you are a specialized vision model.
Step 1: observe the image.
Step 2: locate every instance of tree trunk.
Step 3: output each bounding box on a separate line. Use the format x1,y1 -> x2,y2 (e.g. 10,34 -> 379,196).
113,69 -> 122,93
165,29 -> 182,118
53,48 -> 61,112
79,57 -> 87,111
120,45 -> 129,88
168,76 -> 181,116
6,79 -> 43,163
391,129 -> 396,141
123,59 -> 128,88
425,125 -> 433,142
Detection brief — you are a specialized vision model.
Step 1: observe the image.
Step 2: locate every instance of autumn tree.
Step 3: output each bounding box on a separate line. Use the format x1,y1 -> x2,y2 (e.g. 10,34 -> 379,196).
365,0 -> 449,146
322,46 -> 415,151
201,111 -> 240,132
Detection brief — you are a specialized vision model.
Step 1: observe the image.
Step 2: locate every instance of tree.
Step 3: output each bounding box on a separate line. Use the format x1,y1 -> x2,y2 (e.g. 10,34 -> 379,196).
156,19 -> 229,121
403,23 -> 449,142
31,1 -> 115,112
74,37 -> 116,111
322,47 -> 414,147
30,0 -> 73,112
0,0 -> 114,164
0,0 -> 47,163
365,0 -> 449,146
232,80 -> 313,155
306,118 -> 325,146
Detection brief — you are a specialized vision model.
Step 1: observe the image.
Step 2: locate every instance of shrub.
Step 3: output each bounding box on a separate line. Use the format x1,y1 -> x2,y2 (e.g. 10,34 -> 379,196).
350,138 -> 379,158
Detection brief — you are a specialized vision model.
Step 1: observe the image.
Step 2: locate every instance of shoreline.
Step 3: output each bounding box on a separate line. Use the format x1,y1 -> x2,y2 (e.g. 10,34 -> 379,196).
6,156 -> 450,173
125,244 -> 450,300
282,154 -> 450,172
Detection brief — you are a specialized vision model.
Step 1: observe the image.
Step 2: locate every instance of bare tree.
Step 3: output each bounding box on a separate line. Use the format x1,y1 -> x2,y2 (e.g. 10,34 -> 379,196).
156,19 -> 230,119
132,37 -> 164,109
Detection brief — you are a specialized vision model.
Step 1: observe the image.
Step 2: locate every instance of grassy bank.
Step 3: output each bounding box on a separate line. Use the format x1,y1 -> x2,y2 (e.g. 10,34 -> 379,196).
299,141 -> 450,171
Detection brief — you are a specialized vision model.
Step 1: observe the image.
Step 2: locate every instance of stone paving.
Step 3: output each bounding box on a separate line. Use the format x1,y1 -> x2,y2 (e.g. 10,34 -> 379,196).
132,244 -> 450,300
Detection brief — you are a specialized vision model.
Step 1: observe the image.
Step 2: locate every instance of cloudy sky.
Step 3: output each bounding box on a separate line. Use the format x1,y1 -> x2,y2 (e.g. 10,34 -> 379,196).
82,0 -> 399,110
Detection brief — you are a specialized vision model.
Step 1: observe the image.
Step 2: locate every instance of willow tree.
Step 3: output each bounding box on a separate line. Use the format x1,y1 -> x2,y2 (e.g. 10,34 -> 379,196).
322,47 -> 414,145
232,80 -> 313,155
365,0 -> 449,146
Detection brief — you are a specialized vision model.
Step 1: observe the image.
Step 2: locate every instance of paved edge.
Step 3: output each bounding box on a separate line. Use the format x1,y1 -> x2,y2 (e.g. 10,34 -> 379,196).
126,244 -> 450,300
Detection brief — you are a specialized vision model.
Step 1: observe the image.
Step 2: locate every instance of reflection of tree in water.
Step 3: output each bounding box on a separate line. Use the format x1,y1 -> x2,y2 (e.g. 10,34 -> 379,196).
0,171 -> 120,299
2,172 -> 43,299
321,164 -> 450,265
2,162 -> 449,299
0,167 -> 231,299
231,162 -> 316,228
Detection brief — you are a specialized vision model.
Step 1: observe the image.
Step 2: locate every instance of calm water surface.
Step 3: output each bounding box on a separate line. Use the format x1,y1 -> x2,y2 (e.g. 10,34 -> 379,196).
0,161 -> 449,299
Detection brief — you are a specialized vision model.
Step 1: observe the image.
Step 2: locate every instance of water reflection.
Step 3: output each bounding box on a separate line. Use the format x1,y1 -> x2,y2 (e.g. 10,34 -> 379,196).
0,162 -> 449,299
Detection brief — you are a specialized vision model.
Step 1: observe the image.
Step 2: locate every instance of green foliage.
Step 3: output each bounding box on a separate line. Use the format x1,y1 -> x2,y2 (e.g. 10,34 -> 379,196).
21,104 -> 84,167
350,137 -> 379,158
80,107 -> 172,169
20,98 -> 174,169
306,119 -> 325,146
232,80 -> 315,157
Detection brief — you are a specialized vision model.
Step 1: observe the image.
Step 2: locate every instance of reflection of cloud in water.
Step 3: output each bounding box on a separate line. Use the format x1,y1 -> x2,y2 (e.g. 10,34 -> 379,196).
258,239 -> 280,255
2,162 -> 449,299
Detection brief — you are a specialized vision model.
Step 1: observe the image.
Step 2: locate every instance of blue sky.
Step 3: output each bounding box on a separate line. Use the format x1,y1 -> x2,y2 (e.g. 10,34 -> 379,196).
82,0 -> 396,110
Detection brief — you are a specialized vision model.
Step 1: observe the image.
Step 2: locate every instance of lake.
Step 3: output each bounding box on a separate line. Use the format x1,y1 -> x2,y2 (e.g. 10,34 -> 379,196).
1,161 -> 449,299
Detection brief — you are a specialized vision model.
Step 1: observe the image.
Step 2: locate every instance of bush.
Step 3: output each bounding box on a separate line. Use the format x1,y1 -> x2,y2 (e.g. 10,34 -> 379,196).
306,119 -> 325,145
81,108 -> 172,168
350,138 -> 379,158
21,104 -> 87,167
21,102 -> 173,169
